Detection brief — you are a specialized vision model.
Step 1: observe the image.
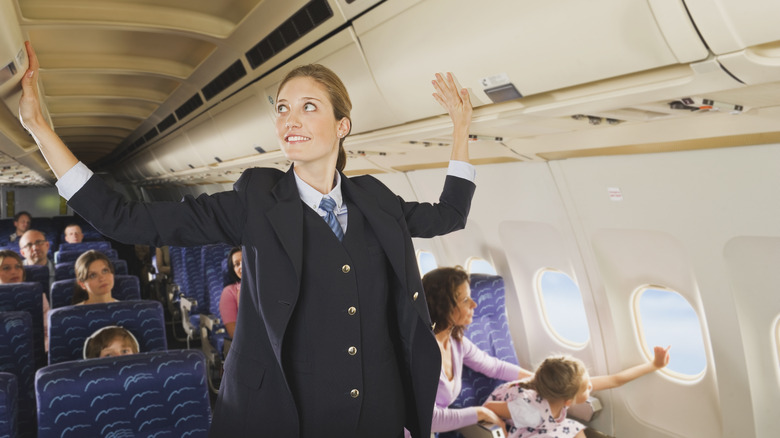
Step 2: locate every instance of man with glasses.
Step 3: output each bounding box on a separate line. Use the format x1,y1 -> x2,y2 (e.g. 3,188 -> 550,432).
19,229 -> 54,288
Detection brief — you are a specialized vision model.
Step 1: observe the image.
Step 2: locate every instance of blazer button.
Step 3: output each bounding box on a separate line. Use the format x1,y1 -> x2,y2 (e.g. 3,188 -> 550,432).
413,292 -> 419,301
342,264 -> 351,273
350,389 -> 360,398
431,322 -> 436,331
348,306 -> 356,315
348,346 -> 357,355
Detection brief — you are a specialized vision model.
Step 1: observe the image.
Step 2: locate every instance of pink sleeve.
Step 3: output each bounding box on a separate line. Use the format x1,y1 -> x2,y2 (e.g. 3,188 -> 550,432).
462,337 -> 522,381
431,404 -> 480,433
219,283 -> 238,324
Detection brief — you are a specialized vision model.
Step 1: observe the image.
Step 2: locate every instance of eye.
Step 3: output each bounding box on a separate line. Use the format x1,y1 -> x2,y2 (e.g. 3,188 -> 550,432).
304,102 -> 316,111
276,104 -> 288,114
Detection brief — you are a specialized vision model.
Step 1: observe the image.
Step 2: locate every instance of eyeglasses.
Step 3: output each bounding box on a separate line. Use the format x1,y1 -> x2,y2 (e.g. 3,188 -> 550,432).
21,240 -> 48,250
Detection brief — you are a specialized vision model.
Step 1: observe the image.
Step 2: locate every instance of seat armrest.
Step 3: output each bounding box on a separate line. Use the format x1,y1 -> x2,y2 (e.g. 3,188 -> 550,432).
568,396 -> 602,422
458,422 -> 505,438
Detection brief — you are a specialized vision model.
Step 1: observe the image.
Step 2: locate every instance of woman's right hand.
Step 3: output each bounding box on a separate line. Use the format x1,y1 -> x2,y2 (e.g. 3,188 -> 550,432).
476,406 -> 507,435
19,41 -> 47,132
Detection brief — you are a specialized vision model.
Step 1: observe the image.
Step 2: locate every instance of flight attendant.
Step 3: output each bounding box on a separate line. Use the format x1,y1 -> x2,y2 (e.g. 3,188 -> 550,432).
19,41 -> 475,437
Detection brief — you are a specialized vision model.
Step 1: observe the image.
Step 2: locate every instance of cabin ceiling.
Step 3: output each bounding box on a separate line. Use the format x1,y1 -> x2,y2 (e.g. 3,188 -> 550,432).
0,0 -> 780,187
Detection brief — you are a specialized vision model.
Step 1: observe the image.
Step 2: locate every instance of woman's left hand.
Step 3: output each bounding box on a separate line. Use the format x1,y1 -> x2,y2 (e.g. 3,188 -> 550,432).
432,72 -> 472,133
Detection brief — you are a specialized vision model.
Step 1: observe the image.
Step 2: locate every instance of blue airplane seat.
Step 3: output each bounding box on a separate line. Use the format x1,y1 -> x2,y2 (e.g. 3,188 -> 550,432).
199,243 -> 232,393
54,248 -> 118,264
440,274 -> 520,438
49,275 -> 142,309
54,259 -> 128,281
0,283 -> 46,370
22,264 -> 50,302
173,246 -> 207,347
0,312 -> 35,438
0,372 -> 18,438
48,300 -> 167,365
36,350 -> 211,438
57,241 -> 111,253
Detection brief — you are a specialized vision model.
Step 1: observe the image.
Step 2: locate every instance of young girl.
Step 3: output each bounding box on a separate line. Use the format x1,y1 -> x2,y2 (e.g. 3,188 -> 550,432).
71,250 -> 117,305
83,325 -> 140,359
484,346 -> 671,438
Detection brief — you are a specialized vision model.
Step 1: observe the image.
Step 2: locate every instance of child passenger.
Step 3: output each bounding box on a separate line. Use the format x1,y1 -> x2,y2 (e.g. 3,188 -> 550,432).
484,346 -> 670,438
83,326 -> 140,359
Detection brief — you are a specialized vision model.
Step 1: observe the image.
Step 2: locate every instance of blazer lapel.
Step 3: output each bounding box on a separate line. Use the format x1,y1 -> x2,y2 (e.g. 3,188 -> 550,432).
266,167 -> 303,284
341,175 -> 407,286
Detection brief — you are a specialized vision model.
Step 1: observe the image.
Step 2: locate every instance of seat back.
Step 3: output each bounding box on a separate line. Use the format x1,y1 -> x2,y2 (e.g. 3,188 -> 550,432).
201,243 -> 232,319
36,350 -> 211,438
0,312 -> 35,438
22,265 -> 50,301
48,300 -> 167,364
57,241 -> 111,253
50,275 -> 142,309
0,283 -> 46,369
54,248 -> 118,264
451,274 -> 519,409
54,259 -> 128,281
0,372 -> 18,438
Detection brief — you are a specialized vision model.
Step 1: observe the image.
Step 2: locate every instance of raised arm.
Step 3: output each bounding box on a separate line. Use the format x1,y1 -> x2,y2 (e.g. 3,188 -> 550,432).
18,42 -> 78,178
432,72 -> 472,163
591,345 -> 671,392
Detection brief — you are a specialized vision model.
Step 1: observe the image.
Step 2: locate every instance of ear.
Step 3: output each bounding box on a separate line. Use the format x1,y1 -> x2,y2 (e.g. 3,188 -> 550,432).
338,117 -> 351,137
78,281 -> 87,290
564,398 -> 574,408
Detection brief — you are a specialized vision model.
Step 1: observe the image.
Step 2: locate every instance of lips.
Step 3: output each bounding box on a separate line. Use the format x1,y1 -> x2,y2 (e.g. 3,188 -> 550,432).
285,134 -> 311,143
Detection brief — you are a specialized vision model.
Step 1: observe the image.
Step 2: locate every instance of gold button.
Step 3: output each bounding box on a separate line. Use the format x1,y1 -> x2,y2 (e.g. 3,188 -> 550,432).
350,389 -> 359,398
348,306 -> 356,315
413,292 -> 419,301
431,322 -> 436,331
348,346 -> 357,355
342,264 -> 351,273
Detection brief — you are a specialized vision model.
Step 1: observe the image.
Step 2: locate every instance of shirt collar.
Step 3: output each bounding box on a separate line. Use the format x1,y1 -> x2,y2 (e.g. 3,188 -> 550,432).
293,169 -> 343,211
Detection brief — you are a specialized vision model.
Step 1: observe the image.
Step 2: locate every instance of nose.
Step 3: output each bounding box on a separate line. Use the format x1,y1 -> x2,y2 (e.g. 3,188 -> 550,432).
469,297 -> 477,309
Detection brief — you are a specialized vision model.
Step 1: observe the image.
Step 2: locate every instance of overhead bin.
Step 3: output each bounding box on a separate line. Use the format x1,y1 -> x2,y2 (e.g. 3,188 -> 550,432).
684,0 -> 780,85
353,0 -> 708,123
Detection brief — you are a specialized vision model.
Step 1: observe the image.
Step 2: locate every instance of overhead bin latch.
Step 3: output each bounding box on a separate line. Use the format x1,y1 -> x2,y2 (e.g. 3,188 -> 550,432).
669,97 -> 744,114
481,73 -> 522,103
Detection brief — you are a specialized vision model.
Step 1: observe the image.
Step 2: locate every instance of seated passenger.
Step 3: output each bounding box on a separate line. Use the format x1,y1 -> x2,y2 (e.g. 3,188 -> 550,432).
8,211 -> 31,243
19,229 -> 54,288
424,267 -> 533,433
484,346 -> 671,438
219,247 -> 242,337
0,249 -> 50,351
63,223 -> 84,244
83,325 -> 140,359
71,250 -> 116,305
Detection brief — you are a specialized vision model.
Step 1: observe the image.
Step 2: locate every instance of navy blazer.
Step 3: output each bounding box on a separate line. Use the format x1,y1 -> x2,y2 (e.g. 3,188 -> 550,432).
68,166 -> 476,437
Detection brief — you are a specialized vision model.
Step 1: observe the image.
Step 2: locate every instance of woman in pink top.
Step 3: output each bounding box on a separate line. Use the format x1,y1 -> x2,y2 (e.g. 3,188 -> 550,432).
218,247 -> 242,337
423,267 -> 534,434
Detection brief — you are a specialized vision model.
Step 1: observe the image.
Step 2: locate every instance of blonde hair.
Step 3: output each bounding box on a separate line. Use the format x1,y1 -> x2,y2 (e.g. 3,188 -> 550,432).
276,64 -> 352,172
520,356 -> 588,402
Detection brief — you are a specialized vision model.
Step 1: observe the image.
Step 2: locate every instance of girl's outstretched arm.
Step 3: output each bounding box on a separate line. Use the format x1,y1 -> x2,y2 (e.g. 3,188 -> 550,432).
18,41 -> 79,178
591,345 -> 671,392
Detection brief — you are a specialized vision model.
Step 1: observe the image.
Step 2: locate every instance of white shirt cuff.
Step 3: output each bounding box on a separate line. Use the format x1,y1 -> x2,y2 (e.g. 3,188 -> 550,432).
55,161 -> 93,200
447,160 -> 476,182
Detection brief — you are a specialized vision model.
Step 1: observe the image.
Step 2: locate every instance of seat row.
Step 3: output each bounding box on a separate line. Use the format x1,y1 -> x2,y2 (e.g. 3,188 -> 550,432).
0,306 -> 210,437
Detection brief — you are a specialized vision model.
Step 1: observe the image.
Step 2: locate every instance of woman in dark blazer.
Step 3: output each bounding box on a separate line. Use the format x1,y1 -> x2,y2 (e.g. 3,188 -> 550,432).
19,41 -> 475,437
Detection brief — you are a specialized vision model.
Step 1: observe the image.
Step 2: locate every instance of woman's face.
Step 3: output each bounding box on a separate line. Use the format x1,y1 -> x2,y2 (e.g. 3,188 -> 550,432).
0,257 -> 23,283
450,280 -> 476,327
80,259 -> 114,297
275,76 -> 348,170
231,251 -> 242,280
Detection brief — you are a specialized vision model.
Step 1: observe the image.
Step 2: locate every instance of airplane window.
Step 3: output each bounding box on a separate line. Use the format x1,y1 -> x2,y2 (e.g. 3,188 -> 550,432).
635,287 -> 707,377
536,269 -> 589,346
466,257 -> 497,275
416,250 -> 438,276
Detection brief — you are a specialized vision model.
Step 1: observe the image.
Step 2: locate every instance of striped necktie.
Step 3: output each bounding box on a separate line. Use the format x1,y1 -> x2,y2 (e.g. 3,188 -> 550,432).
319,197 -> 344,241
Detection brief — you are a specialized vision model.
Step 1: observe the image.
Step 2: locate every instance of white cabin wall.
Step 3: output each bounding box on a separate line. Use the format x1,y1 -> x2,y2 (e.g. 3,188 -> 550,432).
551,143 -> 780,437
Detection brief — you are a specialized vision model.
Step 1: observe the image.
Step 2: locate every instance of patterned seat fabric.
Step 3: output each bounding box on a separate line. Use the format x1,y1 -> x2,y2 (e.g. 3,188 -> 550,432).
452,274 -> 519,408
36,350 -> 211,438
57,241 -> 111,253
0,372 -> 18,438
48,300 -> 167,365
0,312 -> 35,438
0,284 -> 46,370
49,275 -> 141,309
22,265 -> 50,302
54,248 -> 118,264
54,259 -> 128,281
